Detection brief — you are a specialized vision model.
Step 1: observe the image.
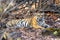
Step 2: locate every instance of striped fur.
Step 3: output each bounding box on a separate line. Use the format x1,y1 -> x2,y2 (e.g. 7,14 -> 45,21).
6,14 -> 46,29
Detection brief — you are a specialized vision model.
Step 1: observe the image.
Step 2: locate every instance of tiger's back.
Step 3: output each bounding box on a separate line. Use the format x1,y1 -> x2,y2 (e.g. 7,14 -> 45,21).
6,18 -> 32,28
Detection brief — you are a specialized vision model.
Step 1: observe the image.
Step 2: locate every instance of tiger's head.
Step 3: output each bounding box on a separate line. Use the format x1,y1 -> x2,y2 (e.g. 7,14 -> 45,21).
35,13 -> 50,28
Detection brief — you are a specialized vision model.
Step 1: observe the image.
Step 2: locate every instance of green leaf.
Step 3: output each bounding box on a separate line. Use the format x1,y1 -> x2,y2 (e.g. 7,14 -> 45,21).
53,31 -> 58,35
0,7 -> 3,13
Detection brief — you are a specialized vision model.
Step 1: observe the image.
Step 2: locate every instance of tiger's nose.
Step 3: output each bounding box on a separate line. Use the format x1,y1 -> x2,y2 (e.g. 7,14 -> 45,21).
42,24 -> 49,28
44,25 -> 48,28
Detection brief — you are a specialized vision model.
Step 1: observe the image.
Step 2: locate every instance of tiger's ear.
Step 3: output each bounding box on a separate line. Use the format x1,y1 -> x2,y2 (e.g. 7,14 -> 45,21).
35,13 -> 42,18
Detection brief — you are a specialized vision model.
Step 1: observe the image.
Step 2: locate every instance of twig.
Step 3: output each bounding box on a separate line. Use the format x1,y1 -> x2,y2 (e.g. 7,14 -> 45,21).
0,0 -> 26,20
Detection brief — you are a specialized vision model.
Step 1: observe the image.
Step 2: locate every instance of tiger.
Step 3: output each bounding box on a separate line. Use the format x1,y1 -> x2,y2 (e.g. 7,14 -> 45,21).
1,13 -> 51,40
6,13 -> 49,29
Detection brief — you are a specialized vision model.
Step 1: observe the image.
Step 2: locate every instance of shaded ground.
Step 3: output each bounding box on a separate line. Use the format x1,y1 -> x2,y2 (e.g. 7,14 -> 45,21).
0,27 -> 60,40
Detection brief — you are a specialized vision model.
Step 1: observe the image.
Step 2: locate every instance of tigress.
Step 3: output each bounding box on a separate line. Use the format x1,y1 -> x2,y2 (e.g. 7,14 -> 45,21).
6,13 -> 49,29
